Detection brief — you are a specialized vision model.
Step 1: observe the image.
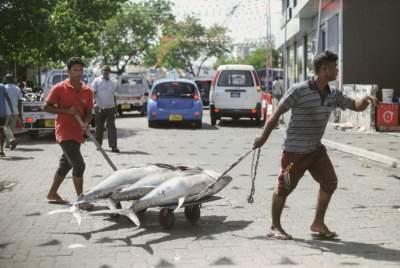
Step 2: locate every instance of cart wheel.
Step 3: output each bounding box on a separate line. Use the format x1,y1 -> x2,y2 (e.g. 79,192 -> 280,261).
137,208 -> 147,215
184,205 -> 201,224
110,201 -> 122,218
159,208 -> 175,229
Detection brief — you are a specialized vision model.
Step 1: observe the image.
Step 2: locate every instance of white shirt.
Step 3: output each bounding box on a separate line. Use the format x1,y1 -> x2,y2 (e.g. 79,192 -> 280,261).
91,76 -> 116,109
5,84 -> 23,115
272,79 -> 284,97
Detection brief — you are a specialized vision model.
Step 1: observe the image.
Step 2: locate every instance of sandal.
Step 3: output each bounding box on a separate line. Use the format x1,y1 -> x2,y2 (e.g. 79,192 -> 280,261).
48,198 -> 70,205
311,231 -> 338,240
267,228 -> 293,240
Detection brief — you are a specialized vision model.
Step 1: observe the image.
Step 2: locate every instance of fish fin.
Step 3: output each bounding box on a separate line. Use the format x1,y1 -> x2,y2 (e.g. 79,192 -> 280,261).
176,197 -> 185,210
89,209 -> 140,227
70,205 -> 82,225
47,204 -> 82,225
106,199 -> 117,210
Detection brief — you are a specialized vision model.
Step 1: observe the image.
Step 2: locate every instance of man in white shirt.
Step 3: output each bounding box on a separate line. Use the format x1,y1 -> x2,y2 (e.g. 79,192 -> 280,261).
272,76 -> 285,124
4,74 -> 23,150
91,65 -> 119,153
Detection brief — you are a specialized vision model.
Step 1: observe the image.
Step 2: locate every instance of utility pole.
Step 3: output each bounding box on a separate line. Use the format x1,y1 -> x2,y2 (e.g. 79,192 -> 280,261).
265,0 -> 272,91
99,32 -> 104,67
283,0 -> 288,94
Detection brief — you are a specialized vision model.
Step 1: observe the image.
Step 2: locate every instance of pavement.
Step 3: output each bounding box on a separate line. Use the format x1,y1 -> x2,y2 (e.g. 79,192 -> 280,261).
0,114 -> 399,268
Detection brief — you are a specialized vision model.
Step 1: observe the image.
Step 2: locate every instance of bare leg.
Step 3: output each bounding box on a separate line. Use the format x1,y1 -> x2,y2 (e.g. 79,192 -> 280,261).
72,176 -> 83,197
310,190 -> 335,235
269,192 -> 292,239
0,128 -> 5,156
47,174 -> 66,200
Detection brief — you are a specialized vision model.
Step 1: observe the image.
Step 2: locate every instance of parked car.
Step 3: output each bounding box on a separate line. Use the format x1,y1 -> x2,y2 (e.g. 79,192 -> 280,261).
147,78 -> 203,128
115,74 -> 149,116
193,77 -> 212,106
209,64 -> 262,126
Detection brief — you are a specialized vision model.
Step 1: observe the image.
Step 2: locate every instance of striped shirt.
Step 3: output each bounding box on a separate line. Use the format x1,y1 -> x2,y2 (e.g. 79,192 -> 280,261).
280,79 -> 354,153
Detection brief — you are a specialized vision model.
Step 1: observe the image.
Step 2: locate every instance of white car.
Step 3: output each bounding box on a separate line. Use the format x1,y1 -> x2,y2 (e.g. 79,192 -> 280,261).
115,74 -> 149,116
209,64 -> 262,126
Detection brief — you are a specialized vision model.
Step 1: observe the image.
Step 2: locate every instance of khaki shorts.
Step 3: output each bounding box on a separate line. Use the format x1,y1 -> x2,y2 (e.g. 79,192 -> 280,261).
275,145 -> 338,196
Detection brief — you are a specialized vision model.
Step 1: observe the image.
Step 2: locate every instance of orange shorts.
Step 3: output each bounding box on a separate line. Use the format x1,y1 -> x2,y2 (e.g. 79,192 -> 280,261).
275,145 -> 338,196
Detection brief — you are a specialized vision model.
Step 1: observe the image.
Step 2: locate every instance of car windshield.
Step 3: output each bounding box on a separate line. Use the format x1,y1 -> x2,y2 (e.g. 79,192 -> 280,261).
154,82 -> 196,99
217,70 -> 254,87
121,77 -> 143,85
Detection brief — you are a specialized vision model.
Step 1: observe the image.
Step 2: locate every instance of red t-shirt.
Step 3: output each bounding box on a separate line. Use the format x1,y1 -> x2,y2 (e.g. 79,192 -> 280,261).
46,80 -> 93,143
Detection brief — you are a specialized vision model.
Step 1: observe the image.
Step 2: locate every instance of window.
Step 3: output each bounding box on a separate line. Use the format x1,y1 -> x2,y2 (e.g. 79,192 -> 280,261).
154,82 -> 196,99
217,70 -> 254,87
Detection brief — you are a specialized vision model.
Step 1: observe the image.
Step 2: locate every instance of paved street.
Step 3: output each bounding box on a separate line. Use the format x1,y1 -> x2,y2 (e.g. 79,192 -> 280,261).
1,111 -> 399,268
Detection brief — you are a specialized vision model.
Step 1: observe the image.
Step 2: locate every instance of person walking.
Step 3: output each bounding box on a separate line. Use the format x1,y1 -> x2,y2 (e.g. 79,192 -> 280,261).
91,65 -> 119,153
43,57 -> 94,209
0,82 -> 14,157
272,75 -> 285,124
253,51 -> 377,240
4,74 -> 23,150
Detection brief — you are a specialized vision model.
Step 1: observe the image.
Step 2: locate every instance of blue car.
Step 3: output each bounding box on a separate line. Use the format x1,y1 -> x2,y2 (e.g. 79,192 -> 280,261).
147,78 -> 203,128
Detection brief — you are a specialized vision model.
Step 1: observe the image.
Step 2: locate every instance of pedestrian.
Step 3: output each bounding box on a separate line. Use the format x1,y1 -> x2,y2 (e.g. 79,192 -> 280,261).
43,57 -> 94,209
253,50 -> 377,240
272,75 -> 284,124
0,81 -> 14,157
4,74 -> 23,150
91,65 -> 119,153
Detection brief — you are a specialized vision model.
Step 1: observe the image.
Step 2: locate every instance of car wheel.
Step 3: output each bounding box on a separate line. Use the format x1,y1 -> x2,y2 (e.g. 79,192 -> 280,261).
148,121 -> 157,128
28,130 -> 39,139
194,120 -> 202,129
255,116 -> 262,126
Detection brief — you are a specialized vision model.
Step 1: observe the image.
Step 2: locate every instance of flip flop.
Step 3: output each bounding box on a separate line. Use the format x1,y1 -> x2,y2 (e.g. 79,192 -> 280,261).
48,198 -> 70,205
267,230 -> 293,240
311,231 -> 338,240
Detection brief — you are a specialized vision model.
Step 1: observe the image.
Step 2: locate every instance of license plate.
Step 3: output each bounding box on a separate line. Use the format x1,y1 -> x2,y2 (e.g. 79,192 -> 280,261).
169,114 -> 182,121
121,104 -> 130,110
44,119 -> 55,127
231,92 -> 240,98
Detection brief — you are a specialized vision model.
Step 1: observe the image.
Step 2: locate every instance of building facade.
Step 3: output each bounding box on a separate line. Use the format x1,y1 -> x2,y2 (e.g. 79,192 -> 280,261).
275,0 -> 400,102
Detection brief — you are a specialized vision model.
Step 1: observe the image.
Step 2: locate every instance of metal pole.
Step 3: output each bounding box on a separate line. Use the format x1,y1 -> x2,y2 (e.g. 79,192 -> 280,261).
316,0 -> 323,54
283,0 -> 288,93
75,115 -> 118,171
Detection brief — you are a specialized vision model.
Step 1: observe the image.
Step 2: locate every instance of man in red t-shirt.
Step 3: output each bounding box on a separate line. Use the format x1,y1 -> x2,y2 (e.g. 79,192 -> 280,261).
43,57 -> 94,209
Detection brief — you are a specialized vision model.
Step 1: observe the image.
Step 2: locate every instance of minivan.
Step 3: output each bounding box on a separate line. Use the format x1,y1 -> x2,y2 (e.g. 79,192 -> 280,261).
209,64 -> 262,126
115,74 -> 149,116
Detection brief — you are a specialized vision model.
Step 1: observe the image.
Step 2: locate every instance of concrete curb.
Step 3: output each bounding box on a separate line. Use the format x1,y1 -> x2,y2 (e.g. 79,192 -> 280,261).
322,138 -> 400,168
277,126 -> 399,168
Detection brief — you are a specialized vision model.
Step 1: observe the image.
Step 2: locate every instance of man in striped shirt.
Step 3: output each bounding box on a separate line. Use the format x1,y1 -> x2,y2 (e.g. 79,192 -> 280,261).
254,50 -> 377,240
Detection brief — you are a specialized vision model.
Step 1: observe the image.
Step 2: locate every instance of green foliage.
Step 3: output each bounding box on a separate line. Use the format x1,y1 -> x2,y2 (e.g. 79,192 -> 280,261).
214,47 -> 279,70
0,0 -> 56,65
0,0 -> 125,67
157,16 -> 232,76
103,0 -> 174,75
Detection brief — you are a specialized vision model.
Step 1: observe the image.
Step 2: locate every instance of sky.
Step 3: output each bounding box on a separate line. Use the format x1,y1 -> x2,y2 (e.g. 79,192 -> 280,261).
170,0 -> 282,45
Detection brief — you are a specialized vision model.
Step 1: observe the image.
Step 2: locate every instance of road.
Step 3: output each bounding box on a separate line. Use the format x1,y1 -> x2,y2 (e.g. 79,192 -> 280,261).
0,111 -> 399,268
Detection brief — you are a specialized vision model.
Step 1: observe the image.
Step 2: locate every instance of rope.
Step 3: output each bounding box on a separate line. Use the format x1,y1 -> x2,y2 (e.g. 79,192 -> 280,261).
193,148 -> 254,201
247,148 -> 261,203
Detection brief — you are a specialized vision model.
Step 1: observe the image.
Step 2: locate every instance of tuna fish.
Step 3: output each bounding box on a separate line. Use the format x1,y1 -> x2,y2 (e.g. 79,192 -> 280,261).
92,169 -> 233,226
48,163 -> 188,223
111,167 -> 202,202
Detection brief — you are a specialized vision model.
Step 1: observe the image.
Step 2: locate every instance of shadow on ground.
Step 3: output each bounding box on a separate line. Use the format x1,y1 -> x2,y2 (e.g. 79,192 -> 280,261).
54,211 -> 252,256
238,234 -> 400,263
218,119 -> 263,128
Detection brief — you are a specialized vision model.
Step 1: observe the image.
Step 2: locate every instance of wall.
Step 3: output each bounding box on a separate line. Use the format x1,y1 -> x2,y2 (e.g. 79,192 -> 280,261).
343,0 -> 400,101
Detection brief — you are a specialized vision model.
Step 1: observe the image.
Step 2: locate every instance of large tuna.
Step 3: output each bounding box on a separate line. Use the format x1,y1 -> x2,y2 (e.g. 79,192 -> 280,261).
93,169 -> 233,227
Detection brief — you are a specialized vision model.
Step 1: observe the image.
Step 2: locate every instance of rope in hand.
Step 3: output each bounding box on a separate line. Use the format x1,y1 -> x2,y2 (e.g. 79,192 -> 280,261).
247,147 -> 261,203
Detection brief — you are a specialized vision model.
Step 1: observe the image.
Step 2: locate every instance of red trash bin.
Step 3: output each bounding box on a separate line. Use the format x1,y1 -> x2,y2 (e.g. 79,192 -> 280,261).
376,103 -> 399,127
